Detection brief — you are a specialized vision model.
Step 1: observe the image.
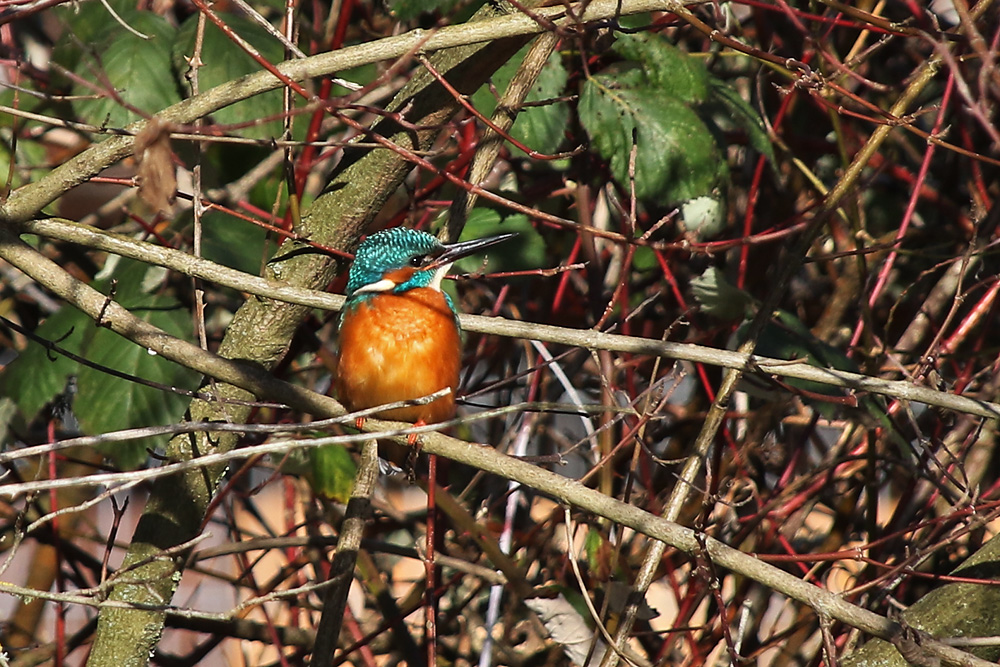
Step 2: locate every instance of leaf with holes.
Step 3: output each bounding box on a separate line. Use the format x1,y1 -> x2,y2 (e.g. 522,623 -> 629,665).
613,32 -> 710,104
580,76 -> 724,204
579,32 -> 774,220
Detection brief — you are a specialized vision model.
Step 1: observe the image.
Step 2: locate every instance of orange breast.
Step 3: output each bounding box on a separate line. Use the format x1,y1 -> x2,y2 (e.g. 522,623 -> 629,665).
334,288 -> 462,424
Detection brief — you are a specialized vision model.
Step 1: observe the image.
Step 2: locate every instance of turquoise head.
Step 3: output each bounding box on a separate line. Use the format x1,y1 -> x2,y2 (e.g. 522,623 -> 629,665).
344,228 -> 515,306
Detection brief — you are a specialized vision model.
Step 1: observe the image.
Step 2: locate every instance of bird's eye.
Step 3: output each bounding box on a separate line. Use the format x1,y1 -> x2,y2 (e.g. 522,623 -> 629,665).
408,254 -> 426,267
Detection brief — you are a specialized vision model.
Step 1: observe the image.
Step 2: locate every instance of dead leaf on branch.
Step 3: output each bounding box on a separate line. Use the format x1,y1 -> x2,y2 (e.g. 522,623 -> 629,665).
133,117 -> 177,215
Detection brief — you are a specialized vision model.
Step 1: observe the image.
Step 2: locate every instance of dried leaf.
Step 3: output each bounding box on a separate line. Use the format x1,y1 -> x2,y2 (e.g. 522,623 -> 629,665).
134,117 -> 177,215
525,595 -> 607,667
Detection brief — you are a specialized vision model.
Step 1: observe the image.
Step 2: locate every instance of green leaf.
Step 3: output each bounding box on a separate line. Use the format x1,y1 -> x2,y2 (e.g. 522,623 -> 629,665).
472,45 -> 569,156
97,257 -> 172,304
386,0 -> 462,21
1,259 -> 198,467
456,211 -> 546,274
690,266 -> 754,322
7,145 -> 48,195
72,13 -> 181,128
612,33 -> 710,104
308,444 -> 357,502
617,12 -> 652,30
632,246 -> 659,272
0,305 -> 93,423
510,51 -> 569,155
707,78 -> 777,168
200,210 -> 269,275
3,122 -> 49,192
579,79 -> 724,203
75,295 -> 199,469
52,0 -> 140,68
735,308 -> 863,410
579,32 -> 771,215
761,309 -> 861,379
0,397 -> 18,446
583,528 -> 606,572
173,13 -> 286,139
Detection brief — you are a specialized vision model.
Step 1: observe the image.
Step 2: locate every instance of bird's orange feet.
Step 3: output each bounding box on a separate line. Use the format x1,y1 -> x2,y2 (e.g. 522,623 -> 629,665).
408,419 -> 427,447
355,416 -> 366,430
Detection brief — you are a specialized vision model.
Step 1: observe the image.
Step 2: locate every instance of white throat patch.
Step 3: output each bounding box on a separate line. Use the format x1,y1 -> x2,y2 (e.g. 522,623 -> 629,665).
428,263 -> 453,291
352,278 -> 397,295
352,262 -> 454,296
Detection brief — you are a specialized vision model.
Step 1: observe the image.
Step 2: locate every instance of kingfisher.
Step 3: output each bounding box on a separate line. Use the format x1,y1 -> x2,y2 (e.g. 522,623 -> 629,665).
334,227 -> 515,448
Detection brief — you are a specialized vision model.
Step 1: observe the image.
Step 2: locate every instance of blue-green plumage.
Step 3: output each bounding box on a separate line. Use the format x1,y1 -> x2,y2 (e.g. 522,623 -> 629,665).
343,227 -> 516,316
345,228 -> 450,301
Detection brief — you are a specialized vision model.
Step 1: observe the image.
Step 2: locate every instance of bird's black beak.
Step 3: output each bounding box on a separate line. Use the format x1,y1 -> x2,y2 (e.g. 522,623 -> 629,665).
427,232 -> 517,269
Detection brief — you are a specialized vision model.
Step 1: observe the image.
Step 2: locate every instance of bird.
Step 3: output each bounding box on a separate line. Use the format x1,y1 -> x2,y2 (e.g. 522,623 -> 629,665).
334,227 -> 515,466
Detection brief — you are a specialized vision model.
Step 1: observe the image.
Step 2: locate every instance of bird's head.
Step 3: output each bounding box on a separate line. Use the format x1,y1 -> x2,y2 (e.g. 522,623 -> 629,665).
345,227 -> 515,301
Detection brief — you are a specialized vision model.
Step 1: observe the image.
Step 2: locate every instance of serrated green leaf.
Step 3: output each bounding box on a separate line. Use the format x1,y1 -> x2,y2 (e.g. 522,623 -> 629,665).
173,13 -> 285,139
579,32 -> 774,215
72,13 -> 180,128
764,309 -> 861,378
734,307 -> 893,431
580,79 -> 724,203
75,296 -> 199,469
472,45 -> 569,156
0,305 -> 93,423
612,33 -> 710,104
708,78 -> 776,168
308,444 -> 357,502
680,195 -> 725,239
